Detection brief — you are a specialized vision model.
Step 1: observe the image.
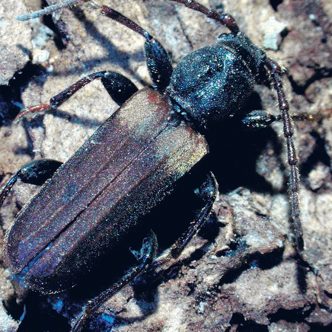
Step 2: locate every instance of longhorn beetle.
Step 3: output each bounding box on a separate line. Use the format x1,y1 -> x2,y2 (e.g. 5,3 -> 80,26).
1,0 -> 313,330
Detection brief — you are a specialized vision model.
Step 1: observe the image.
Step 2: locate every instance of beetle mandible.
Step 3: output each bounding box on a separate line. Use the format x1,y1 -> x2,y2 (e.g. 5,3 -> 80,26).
0,0 -> 310,330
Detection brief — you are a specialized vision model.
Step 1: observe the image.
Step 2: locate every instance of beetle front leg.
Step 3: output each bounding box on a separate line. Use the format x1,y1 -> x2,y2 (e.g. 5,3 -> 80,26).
101,6 -> 173,93
169,0 -> 239,34
16,71 -> 138,120
17,2 -> 173,93
0,159 -> 62,208
72,231 -> 158,332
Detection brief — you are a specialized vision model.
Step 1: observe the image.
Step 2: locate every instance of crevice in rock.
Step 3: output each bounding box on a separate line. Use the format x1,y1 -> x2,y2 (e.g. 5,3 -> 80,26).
269,0 -> 283,11
2,296 -> 24,322
18,294 -> 71,332
219,247 -> 284,285
209,0 -> 225,15
228,312 -> 268,331
268,305 -> 314,323
301,131 -> 331,187
309,321 -> 332,331
215,237 -> 246,258
0,62 -> 46,126
289,67 -> 332,96
175,11 -> 194,51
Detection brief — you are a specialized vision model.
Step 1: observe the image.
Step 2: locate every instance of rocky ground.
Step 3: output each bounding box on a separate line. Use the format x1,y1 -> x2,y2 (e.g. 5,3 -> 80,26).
0,0 -> 331,331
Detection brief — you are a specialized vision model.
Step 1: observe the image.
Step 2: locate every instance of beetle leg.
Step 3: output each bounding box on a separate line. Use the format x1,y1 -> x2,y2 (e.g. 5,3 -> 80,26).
0,159 -> 62,208
241,110 -> 278,129
72,230 -> 158,332
101,6 -> 173,93
169,0 -> 239,35
16,71 -> 137,120
17,2 -> 173,92
242,110 -> 316,129
170,171 -> 218,259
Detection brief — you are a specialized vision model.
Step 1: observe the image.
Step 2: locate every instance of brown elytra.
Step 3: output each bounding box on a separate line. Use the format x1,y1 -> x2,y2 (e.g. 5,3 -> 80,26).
4,89 -> 208,292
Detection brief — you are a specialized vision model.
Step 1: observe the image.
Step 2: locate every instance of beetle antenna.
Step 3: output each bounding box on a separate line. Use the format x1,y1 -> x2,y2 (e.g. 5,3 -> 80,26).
170,0 -> 239,34
16,0 -> 84,21
266,59 -> 304,255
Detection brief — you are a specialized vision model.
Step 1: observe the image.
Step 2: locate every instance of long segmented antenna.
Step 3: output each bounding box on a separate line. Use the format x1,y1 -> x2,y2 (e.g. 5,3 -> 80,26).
16,0 -> 83,21
266,59 -> 303,255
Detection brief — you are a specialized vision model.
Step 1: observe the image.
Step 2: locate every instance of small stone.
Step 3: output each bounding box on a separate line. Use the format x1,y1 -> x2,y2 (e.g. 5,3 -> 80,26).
308,162 -> 330,191
32,49 -> 50,64
263,17 -> 288,50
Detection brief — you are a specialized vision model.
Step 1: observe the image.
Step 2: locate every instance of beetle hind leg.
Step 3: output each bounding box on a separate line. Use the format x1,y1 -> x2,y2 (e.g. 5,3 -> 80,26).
0,159 -> 62,208
170,171 -> 218,259
72,231 -> 158,332
143,172 -> 218,279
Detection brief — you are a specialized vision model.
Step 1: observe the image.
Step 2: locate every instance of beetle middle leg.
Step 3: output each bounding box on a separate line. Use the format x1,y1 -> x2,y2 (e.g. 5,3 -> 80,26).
72,230 -> 158,332
0,159 -> 62,208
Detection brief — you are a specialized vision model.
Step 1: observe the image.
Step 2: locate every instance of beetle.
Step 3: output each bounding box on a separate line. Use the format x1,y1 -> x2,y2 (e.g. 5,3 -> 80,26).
0,0 -> 308,330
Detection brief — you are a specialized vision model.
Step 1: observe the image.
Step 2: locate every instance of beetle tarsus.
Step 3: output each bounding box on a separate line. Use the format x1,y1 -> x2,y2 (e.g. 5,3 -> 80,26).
15,104 -> 51,122
72,230 -> 158,332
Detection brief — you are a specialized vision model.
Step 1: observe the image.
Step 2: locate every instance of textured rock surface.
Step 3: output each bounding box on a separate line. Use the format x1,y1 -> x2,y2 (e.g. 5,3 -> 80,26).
0,0 -> 331,331
0,1 -> 32,86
